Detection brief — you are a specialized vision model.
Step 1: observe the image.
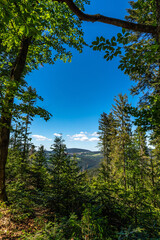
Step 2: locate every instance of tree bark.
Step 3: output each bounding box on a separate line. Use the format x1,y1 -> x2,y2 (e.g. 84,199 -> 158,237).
54,0 -> 157,34
23,115 -> 29,161
0,37 -> 31,201
122,141 -> 127,190
156,0 -> 160,41
156,0 -> 160,94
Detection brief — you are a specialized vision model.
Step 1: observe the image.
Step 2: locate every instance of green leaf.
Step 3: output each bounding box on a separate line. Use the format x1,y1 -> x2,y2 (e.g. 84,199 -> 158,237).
122,28 -> 126,34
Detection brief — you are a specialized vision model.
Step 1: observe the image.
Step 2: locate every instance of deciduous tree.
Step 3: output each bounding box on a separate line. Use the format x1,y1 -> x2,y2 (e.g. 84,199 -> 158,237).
0,0 -> 88,200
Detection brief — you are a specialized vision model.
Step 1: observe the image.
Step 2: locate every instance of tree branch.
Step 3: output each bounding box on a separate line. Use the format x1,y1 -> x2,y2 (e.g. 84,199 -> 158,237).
10,37 -> 31,81
54,0 -> 157,34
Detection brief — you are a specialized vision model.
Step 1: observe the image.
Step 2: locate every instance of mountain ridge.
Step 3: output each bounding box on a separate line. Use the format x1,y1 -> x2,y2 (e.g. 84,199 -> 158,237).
45,148 -> 102,170
45,148 -> 101,154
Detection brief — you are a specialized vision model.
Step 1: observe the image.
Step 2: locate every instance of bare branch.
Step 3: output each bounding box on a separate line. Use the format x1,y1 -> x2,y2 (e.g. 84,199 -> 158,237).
54,0 -> 157,34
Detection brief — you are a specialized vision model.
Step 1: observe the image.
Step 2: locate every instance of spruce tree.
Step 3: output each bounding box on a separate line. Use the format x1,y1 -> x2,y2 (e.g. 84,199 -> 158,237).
30,145 -> 47,191
98,112 -> 116,181
48,136 -> 85,216
148,134 -> 160,207
111,94 -> 132,189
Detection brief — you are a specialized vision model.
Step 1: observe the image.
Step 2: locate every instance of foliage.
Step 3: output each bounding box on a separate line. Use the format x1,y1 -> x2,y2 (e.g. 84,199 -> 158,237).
91,0 -> 159,95
0,0 -> 89,201
1,0 -> 160,238
127,95 -> 160,133
0,0 -> 88,67
4,120 -> 160,239
46,136 -> 87,217
91,0 -> 160,134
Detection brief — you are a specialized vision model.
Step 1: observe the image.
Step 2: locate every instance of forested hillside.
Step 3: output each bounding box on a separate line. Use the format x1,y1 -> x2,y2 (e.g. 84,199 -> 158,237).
45,149 -> 102,170
0,0 -> 160,239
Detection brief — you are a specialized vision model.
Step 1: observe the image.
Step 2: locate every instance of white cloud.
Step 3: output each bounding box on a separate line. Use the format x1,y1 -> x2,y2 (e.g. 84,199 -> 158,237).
67,132 -> 99,142
90,132 -> 99,137
32,135 -> 52,141
89,137 -> 99,142
53,133 -> 62,137
74,136 -> 89,141
72,132 -> 87,138
67,132 -> 88,142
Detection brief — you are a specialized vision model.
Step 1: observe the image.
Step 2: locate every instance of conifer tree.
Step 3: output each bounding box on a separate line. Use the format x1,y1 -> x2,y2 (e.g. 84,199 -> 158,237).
111,94 -> 132,189
148,134 -> 160,206
133,127 -> 149,186
48,136 -> 85,216
98,112 -> 116,181
90,0 -> 160,134
9,123 -> 23,151
30,145 -> 47,191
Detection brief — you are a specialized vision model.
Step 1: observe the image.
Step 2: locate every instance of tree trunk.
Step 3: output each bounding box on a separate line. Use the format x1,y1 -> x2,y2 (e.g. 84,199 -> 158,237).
0,37 -> 31,201
156,0 -> 160,41
0,116 -> 11,201
123,141 -> 127,190
156,0 -> 160,93
23,115 -> 29,161
150,152 -> 155,187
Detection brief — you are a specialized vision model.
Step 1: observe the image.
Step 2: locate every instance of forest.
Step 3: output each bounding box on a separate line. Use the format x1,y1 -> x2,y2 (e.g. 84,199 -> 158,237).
0,0 -> 160,239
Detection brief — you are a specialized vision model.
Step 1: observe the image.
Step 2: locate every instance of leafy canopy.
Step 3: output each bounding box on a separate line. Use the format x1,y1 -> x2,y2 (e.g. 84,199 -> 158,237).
0,0 -> 89,73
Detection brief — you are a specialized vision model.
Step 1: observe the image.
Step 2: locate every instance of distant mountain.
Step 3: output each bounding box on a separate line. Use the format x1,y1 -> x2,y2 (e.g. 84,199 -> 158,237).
76,151 -> 102,170
45,148 -> 91,156
44,148 -> 103,170
67,148 -> 91,154
92,151 -> 101,154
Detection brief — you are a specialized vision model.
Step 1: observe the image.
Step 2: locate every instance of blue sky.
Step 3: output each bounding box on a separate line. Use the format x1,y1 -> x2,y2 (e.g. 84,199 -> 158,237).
26,0 -> 138,151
